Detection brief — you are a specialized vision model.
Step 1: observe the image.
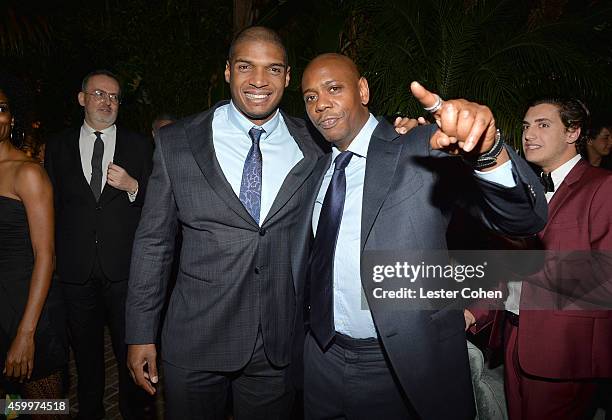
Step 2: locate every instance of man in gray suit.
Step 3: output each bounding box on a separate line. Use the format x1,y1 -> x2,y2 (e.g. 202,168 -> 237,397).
125,27 -> 323,419
300,54 -> 547,419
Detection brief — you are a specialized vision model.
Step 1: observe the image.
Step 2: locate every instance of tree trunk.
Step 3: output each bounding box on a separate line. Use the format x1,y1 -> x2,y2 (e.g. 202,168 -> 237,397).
233,0 -> 254,36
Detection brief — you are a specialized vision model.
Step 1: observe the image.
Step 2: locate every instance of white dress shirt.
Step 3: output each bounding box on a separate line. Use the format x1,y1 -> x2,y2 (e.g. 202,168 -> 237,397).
212,101 -> 303,225
79,122 -> 137,202
79,122 -> 116,187
504,154 -> 582,314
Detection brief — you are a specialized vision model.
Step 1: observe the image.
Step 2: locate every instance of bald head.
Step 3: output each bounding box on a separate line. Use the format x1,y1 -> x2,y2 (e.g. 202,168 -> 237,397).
229,26 -> 287,65
301,53 -> 370,150
304,53 -> 361,82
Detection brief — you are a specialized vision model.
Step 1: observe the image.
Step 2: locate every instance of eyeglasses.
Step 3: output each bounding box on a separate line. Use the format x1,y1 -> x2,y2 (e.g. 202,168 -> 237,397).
0,104 -> 10,113
83,89 -> 121,104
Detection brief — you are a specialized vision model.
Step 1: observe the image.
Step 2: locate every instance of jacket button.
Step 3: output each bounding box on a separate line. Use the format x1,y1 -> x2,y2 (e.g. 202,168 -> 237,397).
259,228 -> 266,236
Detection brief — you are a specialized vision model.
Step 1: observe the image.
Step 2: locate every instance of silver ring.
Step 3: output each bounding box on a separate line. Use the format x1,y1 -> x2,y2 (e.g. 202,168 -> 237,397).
424,94 -> 443,113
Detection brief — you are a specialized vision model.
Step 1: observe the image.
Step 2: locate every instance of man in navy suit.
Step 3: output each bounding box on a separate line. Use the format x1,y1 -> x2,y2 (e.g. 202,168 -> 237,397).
300,53 -> 547,419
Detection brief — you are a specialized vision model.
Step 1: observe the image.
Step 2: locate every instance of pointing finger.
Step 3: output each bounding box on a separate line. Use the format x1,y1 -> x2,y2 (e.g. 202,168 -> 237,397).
410,81 -> 441,112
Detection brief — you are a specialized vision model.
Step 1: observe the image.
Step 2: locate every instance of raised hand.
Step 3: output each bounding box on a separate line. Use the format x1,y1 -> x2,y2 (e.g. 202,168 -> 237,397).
410,82 -> 498,155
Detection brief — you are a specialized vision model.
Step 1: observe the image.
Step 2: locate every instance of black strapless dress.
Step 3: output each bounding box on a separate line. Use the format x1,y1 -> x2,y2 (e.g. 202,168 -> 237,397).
0,196 -> 68,380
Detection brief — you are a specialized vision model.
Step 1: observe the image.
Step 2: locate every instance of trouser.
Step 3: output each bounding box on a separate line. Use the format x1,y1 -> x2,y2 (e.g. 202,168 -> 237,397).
303,331 -> 417,420
62,257 -> 153,419
163,328 -> 294,420
503,314 -> 599,420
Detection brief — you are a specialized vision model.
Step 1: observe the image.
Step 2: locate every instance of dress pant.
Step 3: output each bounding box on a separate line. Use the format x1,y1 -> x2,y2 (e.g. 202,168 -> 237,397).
303,331 -> 417,420
596,381 -> 612,419
503,314 -> 599,420
62,257 -> 153,420
163,328 -> 294,420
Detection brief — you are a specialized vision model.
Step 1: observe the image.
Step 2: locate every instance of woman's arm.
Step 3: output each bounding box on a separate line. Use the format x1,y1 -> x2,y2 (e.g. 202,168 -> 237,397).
3,162 -> 54,382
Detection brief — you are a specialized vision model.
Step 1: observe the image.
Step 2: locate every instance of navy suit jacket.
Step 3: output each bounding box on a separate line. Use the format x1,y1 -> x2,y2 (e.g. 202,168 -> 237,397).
304,120 -> 547,419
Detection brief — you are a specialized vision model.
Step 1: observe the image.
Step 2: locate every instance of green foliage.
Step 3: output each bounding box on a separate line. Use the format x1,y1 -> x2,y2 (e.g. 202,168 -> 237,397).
350,0 -> 612,148
252,0 -> 356,117
2,0 -> 233,134
1,0 -> 611,142
54,0 -> 233,132
0,1 -> 52,56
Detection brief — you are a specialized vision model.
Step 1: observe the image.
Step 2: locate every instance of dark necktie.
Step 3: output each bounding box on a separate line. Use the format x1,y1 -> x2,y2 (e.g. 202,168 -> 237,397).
90,131 -> 104,201
239,127 -> 265,223
309,151 -> 353,349
540,171 -> 554,193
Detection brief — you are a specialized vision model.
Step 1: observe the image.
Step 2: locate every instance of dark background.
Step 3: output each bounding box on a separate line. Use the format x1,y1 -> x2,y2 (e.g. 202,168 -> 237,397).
1,0 -> 611,149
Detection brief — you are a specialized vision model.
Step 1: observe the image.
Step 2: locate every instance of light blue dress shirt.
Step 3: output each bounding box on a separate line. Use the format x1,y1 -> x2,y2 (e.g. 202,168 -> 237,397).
312,115 -> 516,338
212,101 -> 303,225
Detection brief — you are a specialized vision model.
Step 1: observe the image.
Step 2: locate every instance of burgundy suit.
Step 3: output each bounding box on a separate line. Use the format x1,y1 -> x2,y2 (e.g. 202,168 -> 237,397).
518,160 -> 612,378
504,159 -> 612,419
469,159 -> 612,418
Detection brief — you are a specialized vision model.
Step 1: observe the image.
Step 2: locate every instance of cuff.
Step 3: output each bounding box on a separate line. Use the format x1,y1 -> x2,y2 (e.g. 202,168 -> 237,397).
474,159 -> 516,188
127,183 -> 138,202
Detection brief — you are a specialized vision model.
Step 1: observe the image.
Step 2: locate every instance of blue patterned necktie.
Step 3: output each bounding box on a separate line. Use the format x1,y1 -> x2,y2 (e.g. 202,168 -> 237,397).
239,127 -> 265,223
309,150 -> 353,349
90,131 -> 104,201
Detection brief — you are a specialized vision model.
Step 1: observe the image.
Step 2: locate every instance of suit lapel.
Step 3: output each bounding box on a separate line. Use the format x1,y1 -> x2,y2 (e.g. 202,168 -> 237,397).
360,121 -> 413,253
186,101 -> 256,226
263,112 -> 320,225
306,153 -> 332,233
68,129 -> 97,205
310,154 -> 333,210
99,127 -> 127,204
541,159 -> 588,237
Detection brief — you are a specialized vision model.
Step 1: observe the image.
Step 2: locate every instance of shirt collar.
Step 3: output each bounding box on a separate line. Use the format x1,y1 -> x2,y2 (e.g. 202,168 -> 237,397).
548,154 -> 581,189
228,100 -> 280,141
82,121 -> 116,139
331,113 -> 378,162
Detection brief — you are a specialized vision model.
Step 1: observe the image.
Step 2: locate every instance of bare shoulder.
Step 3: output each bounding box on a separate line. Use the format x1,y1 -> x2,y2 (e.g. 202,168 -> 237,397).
15,160 -> 52,195
16,159 -> 47,178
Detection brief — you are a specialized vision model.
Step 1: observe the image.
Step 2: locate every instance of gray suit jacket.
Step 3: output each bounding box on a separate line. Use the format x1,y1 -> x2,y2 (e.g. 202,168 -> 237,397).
305,120 -> 547,419
126,101 -> 323,371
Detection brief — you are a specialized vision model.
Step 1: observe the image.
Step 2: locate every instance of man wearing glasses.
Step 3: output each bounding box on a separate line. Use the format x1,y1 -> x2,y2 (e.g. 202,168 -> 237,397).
45,70 -> 154,419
